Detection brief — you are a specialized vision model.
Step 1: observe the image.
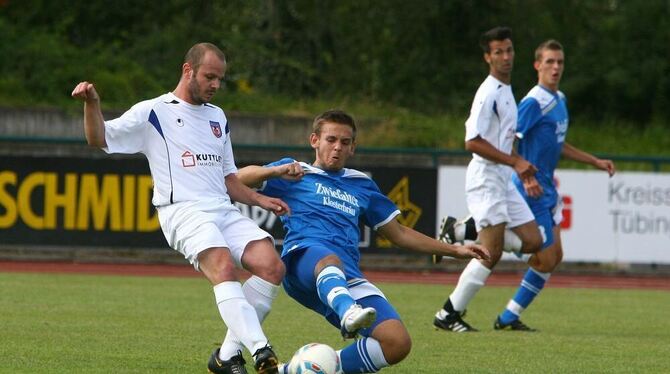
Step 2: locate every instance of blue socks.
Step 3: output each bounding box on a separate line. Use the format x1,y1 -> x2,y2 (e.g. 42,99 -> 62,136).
316,266 -> 355,319
338,337 -> 388,373
499,268 -> 550,324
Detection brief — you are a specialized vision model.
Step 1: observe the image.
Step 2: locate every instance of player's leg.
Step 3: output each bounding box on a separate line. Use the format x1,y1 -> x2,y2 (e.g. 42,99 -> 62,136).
199,246 -> 275,374
434,222 -> 505,332
203,210 -> 280,373
495,207 -> 558,331
158,201 -> 272,373
288,245 -> 376,338
435,169 -> 508,332
337,295 -> 405,373
215,237 -> 284,372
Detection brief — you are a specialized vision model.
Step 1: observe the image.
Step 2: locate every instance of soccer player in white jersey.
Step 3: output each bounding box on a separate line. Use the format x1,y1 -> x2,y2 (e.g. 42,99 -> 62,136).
237,110 -> 490,373
492,40 -> 616,330
432,27 -> 544,332
72,43 -> 289,374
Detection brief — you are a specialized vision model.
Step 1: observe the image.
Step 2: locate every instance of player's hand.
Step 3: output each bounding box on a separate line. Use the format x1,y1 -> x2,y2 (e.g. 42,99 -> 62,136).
276,161 -> 304,181
523,175 -> 543,198
595,159 -> 616,177
71,82 -> 100,103
257,195 -> 291,216
512,157 -> 537,180
454,243 -> 490,261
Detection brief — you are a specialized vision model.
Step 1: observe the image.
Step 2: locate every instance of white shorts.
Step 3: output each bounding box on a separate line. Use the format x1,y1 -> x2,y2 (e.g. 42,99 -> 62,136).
157,197 -> 273,271
465,160 -> 534,231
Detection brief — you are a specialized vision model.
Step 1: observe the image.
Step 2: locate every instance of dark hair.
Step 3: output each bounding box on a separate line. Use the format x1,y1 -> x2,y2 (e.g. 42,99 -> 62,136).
479,26 -> 513,53
184,43 -> 226,73
534,39 -> 563,61
312,110 -> 357,139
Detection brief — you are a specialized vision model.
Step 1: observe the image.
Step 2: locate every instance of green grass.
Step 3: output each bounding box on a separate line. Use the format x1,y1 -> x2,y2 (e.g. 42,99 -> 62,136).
1,272 -> 669,373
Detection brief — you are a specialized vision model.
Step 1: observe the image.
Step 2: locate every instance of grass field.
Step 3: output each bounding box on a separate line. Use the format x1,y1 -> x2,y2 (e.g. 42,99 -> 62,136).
1,272 -> 669,373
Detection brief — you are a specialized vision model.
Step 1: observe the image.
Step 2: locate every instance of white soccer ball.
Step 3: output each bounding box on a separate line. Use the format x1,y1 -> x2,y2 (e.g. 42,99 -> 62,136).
288,343 -> 341,374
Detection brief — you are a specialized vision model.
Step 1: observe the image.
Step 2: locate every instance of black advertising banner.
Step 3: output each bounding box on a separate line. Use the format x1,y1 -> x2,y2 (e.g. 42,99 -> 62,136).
0,155 -> 436,252
0,155 -> 166,247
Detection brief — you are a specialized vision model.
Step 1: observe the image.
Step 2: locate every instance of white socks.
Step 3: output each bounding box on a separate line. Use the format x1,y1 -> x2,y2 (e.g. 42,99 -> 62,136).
449,259 -> 491,312
214,280 -> 273,357
218,276 -> 280,359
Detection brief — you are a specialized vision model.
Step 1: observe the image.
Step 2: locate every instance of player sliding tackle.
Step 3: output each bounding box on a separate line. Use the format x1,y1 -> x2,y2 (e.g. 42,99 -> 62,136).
237,110 -> 490,373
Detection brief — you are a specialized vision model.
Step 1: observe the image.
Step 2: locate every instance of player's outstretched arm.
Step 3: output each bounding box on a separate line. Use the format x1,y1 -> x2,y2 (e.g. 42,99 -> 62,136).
225,173 -> 290,215
237,162 -> 305,188
71,81 -> 106,148
377,219 -> 490,261
562,142 -> 616,177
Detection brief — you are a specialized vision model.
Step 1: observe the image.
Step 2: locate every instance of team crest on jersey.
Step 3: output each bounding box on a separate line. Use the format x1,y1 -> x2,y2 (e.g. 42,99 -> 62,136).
210,121 -> 222,138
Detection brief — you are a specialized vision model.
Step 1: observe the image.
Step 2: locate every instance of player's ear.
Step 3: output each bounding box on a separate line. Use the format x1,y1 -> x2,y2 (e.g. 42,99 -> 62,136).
309,133 -> 319,148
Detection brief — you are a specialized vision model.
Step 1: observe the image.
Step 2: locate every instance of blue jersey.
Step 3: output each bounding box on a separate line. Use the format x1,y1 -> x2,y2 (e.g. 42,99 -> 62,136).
514,85 -> 569,211
260,158 -> 400,278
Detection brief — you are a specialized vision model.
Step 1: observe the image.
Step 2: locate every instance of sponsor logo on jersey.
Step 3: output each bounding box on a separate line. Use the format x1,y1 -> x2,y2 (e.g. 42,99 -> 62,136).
181,150 -> 222,167
181,151 -> 196,167
210,121 -> 222,138
315,182 -> 358,216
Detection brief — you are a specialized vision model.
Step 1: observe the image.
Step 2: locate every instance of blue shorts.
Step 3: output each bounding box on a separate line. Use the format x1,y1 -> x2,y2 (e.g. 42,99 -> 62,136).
532,206 -> 559,249
282,246 -> 401,336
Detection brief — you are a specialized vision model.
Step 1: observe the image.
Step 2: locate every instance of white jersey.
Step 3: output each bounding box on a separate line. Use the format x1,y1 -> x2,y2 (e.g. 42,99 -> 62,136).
464,75 -> 518,164
103,92 -> 237,207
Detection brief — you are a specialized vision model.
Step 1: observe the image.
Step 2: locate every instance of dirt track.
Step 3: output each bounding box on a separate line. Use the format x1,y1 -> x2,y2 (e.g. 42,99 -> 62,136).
1,261 -> 668,290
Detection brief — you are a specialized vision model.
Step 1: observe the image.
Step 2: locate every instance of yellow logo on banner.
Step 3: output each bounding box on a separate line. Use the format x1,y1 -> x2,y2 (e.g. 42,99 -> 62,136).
0,171 -> 158,232
376,176 -> 422,248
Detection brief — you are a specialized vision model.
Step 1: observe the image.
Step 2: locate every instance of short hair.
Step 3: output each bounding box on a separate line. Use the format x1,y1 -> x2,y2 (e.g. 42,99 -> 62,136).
479,26 -> 513,53
534,39 -> 564,61
312,110 -> 357,139
184,43 -> 226,73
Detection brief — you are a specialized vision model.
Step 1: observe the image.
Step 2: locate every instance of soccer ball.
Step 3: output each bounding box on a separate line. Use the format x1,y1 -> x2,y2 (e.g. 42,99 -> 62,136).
288,343 -> 341,374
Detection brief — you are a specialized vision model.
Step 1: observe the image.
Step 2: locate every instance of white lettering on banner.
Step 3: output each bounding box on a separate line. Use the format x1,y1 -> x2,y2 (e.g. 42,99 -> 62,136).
610,210 -> 670,237
438,166 -> 670,264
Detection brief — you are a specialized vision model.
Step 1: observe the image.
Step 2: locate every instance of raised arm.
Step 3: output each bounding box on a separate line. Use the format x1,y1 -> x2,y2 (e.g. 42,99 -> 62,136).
377,219 -> 490,261
562,142 -> 616,176
237,162 -> 305,188
71,82 -> 106,147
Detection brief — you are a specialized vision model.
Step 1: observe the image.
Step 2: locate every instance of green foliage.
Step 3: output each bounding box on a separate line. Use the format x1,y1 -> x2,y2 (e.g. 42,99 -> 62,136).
1,272 -> 669,372
2,0 -> 670,127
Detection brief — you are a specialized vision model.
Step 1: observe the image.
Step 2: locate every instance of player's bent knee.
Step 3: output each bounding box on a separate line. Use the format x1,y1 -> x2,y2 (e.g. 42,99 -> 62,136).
383,333 -> 412,365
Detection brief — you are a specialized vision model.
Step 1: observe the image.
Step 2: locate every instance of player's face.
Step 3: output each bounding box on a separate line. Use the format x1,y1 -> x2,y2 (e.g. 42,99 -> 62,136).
310,122 -> 356,171
187,51 -> 226,105
535,49 -> 564,92
485,39 -> 514,82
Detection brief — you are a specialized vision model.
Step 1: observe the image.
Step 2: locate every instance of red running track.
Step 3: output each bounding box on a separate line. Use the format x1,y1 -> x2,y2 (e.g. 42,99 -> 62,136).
1,261 -> 668,290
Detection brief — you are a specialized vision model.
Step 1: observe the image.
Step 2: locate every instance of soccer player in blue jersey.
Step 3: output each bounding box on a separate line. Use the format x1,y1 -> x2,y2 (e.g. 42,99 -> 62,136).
237,110 -> 490,373
493,40 -> 616,330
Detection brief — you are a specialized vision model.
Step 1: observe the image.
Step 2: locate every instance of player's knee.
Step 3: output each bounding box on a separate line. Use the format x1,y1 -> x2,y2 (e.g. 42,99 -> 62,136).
380,329 -> 412,365
254,258 -> 285,285
523,234 -> 543,254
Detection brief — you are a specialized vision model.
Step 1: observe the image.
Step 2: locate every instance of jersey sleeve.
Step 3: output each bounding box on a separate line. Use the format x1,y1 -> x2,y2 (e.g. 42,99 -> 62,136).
221,130 -> 238,177
464,92 -> 495,141
258,158 -> 296,198
362,181 -> 401,230
102,101 -> 151,154
516,97 -> 543,139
